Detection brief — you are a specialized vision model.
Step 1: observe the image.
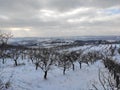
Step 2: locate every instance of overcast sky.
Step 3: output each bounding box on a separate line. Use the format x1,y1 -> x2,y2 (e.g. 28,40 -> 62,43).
0,0 -> 120,37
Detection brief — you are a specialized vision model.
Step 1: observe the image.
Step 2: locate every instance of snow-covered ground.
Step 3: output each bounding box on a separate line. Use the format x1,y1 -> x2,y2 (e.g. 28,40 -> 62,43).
1,43 -> 120,90
1,59 -> 108,90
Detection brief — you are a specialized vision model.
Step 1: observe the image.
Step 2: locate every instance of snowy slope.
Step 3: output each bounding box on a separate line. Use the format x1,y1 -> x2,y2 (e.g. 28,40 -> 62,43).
1,60 -> 107,90
1,40 -> 120,90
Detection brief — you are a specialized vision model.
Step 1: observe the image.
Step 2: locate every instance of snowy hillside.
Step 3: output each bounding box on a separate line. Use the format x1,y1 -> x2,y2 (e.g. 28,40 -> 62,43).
1,38 -> 120,90
1,60 -> 106,90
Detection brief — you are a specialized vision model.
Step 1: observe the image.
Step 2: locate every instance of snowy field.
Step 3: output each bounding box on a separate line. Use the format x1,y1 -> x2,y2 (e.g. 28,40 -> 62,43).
0,42 -> 120,90
1,60 -> 106,90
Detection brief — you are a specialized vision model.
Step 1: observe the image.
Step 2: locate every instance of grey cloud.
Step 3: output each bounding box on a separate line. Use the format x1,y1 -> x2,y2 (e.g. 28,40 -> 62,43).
0,0 -> 120,37
43,0 -> 120,11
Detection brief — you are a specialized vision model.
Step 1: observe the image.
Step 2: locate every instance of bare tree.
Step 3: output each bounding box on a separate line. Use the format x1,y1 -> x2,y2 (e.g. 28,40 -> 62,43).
0,48 -> 7,64
0,31 -> 13,46
10,48 -> 20,66
109,45 -> 116,56
33,48 -> 56,79
58,52 -> 72,75
28,49 -> 36,63
68,51 -> 80,71
92,69 -> 116,90
0,45 -> 11,64
78,53 -> 89,69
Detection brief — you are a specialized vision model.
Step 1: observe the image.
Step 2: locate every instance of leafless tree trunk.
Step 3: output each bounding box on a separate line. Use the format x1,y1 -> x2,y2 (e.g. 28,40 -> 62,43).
44,71 -> 48,79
